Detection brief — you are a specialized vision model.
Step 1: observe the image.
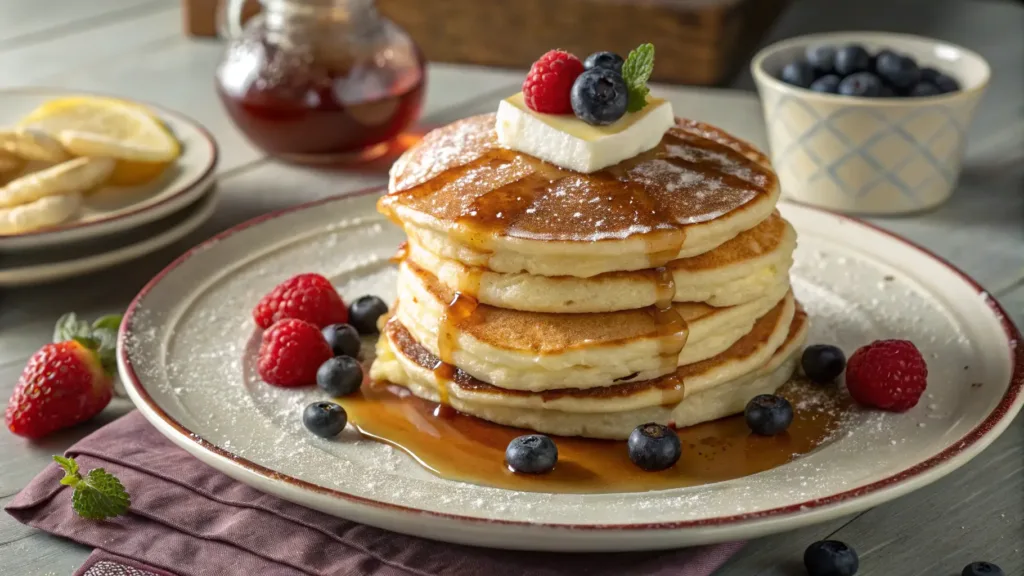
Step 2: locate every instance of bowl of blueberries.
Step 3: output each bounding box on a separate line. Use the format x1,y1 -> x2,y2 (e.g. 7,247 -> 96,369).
751,32 -> 990,215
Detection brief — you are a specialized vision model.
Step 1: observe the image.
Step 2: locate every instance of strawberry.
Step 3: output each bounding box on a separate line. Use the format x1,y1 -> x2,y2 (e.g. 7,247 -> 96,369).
6,313 -> 121,439
257,318 -> 333,387
253,273 -> 348,330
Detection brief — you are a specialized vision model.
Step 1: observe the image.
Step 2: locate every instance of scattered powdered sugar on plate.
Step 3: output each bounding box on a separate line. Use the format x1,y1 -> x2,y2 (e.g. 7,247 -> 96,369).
120,196 -> 1016,527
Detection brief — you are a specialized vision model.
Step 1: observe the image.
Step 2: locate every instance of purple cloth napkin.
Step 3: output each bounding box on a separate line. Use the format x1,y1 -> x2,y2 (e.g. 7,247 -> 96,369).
7,411 -> 744,576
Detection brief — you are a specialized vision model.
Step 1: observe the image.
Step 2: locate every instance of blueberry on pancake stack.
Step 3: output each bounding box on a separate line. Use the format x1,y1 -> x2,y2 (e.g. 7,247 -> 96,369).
370,47 -> 806,440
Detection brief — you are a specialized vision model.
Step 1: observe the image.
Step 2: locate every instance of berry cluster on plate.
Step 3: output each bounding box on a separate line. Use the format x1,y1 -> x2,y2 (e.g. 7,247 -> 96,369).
251,273 -> 389,437
780,44 -> 962,98
522,44 -> 655,125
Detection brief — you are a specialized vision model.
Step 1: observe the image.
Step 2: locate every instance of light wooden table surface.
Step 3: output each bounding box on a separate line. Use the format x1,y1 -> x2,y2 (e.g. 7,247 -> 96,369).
0,1 -> 1021,575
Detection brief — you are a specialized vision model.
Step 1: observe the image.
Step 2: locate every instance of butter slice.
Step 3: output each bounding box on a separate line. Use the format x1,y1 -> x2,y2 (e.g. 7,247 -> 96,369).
495,92 -> 674,173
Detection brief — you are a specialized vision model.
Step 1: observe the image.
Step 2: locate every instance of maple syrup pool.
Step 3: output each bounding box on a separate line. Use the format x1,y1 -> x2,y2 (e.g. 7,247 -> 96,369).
337,377 -> 852,494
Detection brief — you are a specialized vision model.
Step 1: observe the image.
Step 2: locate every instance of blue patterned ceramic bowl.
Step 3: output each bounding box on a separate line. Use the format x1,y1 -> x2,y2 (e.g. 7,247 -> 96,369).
752,32 -> 990,215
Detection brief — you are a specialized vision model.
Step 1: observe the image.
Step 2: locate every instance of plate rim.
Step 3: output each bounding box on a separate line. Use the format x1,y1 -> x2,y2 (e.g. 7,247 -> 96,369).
0,86 -> 219,246
0,189 -> 217,287
118,187 -> 1024,532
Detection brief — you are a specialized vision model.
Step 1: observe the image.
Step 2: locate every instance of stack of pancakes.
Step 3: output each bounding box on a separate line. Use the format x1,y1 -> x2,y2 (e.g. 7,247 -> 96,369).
371,114 -> 806,440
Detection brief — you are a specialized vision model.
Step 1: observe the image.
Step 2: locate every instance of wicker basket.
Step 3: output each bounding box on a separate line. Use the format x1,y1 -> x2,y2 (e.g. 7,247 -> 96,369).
375,0 -> 789,85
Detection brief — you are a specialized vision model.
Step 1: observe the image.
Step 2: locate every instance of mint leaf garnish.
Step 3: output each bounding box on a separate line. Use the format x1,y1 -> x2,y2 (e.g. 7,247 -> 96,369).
622,43 -> 655,113
54,313 -> 92,344
92,314 -> 123,333
53,455 -> 130,520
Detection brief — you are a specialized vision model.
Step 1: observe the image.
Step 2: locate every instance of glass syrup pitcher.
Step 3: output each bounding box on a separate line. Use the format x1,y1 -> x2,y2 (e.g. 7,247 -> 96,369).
215,0 -> 425,163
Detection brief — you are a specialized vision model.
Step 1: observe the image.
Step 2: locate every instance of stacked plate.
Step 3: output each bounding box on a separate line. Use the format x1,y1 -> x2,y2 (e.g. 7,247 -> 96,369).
0,88 -> 218,287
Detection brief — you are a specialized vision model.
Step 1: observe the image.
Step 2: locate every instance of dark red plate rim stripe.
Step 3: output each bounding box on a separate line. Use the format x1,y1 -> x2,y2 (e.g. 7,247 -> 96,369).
118,187 -> 1024,531
0,87 -> 219,240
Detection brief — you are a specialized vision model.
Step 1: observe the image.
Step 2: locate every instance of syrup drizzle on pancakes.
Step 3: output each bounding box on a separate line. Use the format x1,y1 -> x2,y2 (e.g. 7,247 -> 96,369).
381,114 -> 777,412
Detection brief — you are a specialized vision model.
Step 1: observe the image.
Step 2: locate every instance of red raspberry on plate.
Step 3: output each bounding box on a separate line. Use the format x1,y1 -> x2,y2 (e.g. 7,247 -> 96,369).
846,339 -> 928,412
253,273 -> 347,329
522,49 -> 584,114
257,319 -> 333,387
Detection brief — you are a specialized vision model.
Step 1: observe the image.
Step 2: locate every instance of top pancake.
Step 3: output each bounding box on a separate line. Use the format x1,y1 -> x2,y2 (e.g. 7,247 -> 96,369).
380,114 -> 781,278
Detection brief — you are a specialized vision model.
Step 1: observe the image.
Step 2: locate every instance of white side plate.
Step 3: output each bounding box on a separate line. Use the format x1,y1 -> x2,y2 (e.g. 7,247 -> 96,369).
0,190 -> 216,287
0,87 -> 217,250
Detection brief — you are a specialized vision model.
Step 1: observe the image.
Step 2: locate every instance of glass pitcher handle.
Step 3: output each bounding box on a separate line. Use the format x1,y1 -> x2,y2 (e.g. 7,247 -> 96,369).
217,0 -> 250,39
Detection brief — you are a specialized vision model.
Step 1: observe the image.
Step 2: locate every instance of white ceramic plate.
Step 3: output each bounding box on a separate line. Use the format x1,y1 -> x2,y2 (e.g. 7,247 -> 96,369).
0,87 -> 218,251
117,189 -> 1023,552
0,190 -> 216,287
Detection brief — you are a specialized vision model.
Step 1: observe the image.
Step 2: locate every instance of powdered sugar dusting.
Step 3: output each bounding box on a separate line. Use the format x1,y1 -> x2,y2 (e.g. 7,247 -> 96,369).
121,195 -> 1015,529
383,114 -> 772,243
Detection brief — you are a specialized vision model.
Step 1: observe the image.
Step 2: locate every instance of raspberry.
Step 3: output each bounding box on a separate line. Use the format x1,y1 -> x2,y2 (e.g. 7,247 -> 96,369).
253,273 -> 347,329
846,339 -> 928,412
257,319 -> 333,387
522,50 -> 584,114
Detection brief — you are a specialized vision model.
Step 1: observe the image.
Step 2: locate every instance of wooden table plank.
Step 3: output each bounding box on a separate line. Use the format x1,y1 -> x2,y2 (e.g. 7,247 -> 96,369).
0,0 -> 165,48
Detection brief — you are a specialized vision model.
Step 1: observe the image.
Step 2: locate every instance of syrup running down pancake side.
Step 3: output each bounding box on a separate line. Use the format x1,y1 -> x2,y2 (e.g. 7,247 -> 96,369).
379,114 -> 780,278
362,111 -> 810,492
380,115 -> 778,409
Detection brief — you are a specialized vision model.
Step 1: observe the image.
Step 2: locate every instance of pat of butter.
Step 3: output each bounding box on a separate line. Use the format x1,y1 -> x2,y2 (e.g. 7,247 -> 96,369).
495,92 -> 674,173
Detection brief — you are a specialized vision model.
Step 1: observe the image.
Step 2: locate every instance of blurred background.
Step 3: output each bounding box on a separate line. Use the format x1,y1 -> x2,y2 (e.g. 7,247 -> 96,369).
185,0 -> 1024,90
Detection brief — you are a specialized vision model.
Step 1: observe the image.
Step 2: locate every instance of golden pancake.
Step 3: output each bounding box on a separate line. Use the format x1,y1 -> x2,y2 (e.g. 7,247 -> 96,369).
405,211 -> 796,312
396,258 -> 791,390
380,114 -> 781,277
370,303 -> 808,439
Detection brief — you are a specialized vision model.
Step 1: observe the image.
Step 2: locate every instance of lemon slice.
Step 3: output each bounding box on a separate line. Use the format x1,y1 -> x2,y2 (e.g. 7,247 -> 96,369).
19,96 -> 181,185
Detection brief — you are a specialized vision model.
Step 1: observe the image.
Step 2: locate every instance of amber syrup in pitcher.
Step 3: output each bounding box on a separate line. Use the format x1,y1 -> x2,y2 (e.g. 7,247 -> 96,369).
215,0 -> 425,163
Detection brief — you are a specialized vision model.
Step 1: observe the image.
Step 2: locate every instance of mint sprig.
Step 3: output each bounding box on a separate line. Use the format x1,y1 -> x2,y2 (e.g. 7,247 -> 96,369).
54,455 -> 130,520
622,43 -> 655,113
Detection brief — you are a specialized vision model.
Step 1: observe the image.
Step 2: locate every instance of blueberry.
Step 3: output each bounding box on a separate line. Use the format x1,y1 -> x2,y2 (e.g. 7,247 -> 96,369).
322,323 -> 360,357
316,356 -> 363,396
834,44 -> 871,76
505,434 -> 558,474
838,72 -> 883,97
801,344 -> 846,383
879,84 -> 897,98
780,61 -> 816,88
627,423 -> 682,471
348,295 -> 388,335
809,74 -> 841,94
303,401 -> 347,438
804,540 -> 859,576
805,45 -> 837,75
570,68 -> 628,126
909,82 -> 942,97
744,394 -> 794,436
875,51 -> 921,89
583,51 -> 624,74
962,561 -> 1005,576
921,67 -> 961,93
871,48 -> 898,70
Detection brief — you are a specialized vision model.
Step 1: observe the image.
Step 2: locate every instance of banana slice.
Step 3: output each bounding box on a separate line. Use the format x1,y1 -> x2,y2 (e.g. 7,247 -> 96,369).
0,151 -> 21,174
0,157 -> 114,208
0,127 -> 70,163
0,193 -> 81,234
